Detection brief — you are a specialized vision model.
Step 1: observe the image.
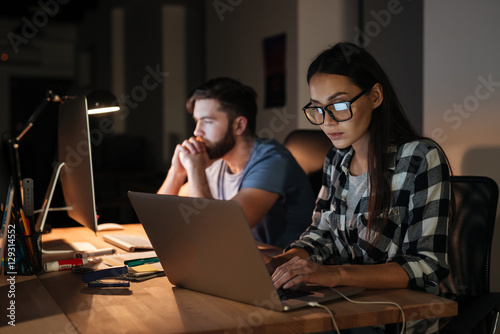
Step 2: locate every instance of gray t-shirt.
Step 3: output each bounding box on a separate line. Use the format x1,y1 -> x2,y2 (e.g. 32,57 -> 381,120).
346,172 -> 368,228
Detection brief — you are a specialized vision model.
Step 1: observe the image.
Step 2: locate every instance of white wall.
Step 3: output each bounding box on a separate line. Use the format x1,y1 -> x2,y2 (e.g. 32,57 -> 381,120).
296,0 -> 358,129
424,0 -> 500,291
205,0 -> 357,142
162,5 -> 187,167
363,0 -> 423,134
205,0 -> 298,142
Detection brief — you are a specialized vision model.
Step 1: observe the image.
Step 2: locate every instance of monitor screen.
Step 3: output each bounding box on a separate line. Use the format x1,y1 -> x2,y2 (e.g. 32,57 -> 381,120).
58,95 -> 98,233
35,95 -> 98,233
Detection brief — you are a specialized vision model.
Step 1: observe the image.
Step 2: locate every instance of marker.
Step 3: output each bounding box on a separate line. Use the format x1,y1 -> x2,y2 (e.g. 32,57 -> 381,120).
124,257 -> 159,267
44,258 -> 88,272
75,248 -> 116,258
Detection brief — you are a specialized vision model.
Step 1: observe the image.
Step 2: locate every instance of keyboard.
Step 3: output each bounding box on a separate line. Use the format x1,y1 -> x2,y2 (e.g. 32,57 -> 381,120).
277,287 -> 313,301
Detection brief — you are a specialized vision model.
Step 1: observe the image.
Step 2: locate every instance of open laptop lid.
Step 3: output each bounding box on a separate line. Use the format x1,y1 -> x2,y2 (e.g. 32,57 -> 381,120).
127,192 -> 284,311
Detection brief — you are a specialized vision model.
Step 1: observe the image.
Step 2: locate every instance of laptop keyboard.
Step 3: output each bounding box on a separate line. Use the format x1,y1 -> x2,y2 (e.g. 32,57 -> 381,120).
277,288 -> 313,301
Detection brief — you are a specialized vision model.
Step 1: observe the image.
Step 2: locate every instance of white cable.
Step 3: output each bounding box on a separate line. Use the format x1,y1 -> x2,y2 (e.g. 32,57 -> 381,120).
332,287 -> 406,334
308,288 -> 406,334
307,301 -> 341,334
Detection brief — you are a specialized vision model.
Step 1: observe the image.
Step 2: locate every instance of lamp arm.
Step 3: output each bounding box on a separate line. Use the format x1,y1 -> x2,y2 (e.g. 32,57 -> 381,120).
7,137 -> 23,209
16,89 -> 60,142
8,89 -> 70,208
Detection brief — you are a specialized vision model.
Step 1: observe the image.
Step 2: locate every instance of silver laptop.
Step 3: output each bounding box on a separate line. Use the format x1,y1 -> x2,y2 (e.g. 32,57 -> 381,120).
127,191 -> 363,311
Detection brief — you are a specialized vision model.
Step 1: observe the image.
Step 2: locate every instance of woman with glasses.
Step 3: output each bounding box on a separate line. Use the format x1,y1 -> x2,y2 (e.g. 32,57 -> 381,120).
267,42 -> 451,333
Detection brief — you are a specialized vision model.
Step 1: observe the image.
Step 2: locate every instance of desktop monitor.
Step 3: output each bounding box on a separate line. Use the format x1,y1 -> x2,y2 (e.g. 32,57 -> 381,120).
35,95 -> 98,234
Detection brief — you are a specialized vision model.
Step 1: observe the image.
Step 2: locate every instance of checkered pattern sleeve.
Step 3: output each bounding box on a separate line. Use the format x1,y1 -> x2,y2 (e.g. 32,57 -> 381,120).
387,140 -> 450,294
286,147 -> 346,263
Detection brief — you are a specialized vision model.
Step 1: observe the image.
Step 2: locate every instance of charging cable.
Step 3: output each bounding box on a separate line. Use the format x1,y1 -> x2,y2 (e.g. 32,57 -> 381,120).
307,301 -> 340,334
308,288 -> 406,334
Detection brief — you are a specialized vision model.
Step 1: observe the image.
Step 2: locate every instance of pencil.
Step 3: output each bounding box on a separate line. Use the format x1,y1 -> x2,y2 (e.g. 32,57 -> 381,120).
20,208 -> 37,270
20,209 -> 31,236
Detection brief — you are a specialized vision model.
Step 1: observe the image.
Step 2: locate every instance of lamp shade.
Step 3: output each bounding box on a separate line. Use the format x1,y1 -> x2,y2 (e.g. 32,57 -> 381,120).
86,89 -> 120,115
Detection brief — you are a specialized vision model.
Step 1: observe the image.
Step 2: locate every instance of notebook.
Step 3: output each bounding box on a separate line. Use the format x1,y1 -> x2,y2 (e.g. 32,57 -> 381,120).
102,233 -> 154,252
127,191 -> 363,311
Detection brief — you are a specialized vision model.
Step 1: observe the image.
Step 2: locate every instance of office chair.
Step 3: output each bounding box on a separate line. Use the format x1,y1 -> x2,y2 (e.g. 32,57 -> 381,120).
441,176 -> 500,334
283,129 -> 332,195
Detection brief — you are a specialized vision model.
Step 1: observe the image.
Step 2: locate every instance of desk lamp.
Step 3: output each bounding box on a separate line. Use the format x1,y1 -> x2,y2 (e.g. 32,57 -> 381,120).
7,89 -> 64,209
87,89 -> 120,115
8,89 -> 119,204
7,89 -> 120,253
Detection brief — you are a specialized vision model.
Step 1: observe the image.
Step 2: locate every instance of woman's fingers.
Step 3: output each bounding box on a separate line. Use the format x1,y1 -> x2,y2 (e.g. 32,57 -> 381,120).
271,257 -> 340,289
272,257 -> 312,289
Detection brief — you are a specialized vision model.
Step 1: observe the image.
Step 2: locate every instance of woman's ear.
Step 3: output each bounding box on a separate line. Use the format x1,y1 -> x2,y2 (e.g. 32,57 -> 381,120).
370,83 -> 383,110
233,116 -> 248,135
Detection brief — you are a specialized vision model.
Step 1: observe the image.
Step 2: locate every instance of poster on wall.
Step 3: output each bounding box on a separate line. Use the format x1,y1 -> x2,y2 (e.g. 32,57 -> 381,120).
263,33 -> 286,108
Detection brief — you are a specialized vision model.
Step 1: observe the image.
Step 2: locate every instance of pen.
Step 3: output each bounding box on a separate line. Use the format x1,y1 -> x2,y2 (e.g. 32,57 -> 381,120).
124,257 -> 159,267
125,271 -> 165,282
75,248 -> 116,258
87,280 -> 130,288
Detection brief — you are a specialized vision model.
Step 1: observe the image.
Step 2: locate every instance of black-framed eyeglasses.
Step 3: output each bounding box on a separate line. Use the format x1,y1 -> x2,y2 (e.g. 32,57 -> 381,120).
302,88 -> 370,125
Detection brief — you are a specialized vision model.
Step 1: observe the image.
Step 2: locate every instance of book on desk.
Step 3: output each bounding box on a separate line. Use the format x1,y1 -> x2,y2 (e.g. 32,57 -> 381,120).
102,233 -> 154,252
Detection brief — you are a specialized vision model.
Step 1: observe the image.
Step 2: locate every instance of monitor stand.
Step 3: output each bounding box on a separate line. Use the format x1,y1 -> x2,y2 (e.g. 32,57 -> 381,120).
34,162 -> 75,254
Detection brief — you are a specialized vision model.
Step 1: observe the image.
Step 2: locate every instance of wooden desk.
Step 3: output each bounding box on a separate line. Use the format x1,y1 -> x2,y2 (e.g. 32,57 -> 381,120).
1,224 -> 458,333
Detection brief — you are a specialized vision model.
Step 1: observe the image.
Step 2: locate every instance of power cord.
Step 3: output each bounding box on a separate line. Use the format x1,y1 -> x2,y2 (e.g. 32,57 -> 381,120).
307,301 -> 340,334
308,288 -> 406,334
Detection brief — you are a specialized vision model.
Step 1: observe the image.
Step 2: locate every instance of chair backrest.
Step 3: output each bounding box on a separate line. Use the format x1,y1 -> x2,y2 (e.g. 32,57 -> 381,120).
283,129 -> 332,195
447,176 -> 499,298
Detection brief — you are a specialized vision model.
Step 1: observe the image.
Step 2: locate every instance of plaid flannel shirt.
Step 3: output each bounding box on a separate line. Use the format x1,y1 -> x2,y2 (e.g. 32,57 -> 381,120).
288,139 -> 451,295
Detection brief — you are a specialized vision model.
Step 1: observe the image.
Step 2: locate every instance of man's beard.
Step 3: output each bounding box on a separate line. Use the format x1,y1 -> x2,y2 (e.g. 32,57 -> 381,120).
205,128 -> 236,160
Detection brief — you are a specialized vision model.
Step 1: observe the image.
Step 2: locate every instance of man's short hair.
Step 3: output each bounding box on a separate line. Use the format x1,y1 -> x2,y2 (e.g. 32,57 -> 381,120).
186,77 -> 258,136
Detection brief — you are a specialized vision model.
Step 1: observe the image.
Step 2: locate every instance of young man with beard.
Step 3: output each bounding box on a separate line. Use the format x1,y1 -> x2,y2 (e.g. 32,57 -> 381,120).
157,77 -> 316,248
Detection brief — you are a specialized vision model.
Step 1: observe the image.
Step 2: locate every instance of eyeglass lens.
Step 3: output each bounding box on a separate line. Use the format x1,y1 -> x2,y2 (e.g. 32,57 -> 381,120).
304,102 -> 351,124
303,87 -> 369,125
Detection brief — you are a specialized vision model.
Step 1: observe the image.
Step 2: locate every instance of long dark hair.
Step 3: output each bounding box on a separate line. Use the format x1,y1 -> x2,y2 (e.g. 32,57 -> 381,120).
307,42 -> 449,232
